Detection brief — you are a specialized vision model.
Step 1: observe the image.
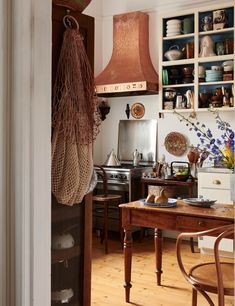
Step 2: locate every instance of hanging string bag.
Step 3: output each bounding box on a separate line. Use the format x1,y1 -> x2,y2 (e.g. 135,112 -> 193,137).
52,17 -> 101,205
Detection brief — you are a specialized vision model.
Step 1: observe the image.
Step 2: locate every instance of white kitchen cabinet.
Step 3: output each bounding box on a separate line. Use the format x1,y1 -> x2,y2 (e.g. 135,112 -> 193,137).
159,2 -> 235,113
198,168 -> 234,255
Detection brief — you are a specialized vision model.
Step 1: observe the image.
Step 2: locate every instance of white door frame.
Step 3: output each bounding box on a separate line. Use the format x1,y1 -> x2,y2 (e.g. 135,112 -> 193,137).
0,1 -> 51,306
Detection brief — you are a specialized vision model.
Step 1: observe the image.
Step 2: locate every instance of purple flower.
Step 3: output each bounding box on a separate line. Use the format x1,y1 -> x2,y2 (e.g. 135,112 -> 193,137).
173,108 -> 234,170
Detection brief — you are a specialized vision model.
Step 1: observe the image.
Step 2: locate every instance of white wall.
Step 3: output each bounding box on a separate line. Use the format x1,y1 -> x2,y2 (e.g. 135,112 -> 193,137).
86,0 -> 235,166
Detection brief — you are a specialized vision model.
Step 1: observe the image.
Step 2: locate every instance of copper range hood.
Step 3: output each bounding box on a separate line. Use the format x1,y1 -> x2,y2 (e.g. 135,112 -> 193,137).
95,11 -> 159,97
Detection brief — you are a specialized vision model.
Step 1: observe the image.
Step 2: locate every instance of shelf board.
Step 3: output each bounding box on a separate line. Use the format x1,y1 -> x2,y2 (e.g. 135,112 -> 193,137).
160,107 -> 235,113
197,54 -> 234,63
199,80 -> 234,86
199,27 -> 234,36
51,245 -> 81,264
162,59 -> 195,66
163,83 -> 194,88
163,33 -> 194,40
52,205 -> 82,223
196,107 -> 235,112
160,108 -> 194,113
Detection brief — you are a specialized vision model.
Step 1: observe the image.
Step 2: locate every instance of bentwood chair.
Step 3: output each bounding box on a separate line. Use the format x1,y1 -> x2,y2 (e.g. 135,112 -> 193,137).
176,224 -> 234,306
93,165 -> 123,253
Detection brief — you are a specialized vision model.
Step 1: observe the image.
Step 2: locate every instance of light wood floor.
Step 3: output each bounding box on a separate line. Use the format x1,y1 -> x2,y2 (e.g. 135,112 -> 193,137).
91,233 -> 234,306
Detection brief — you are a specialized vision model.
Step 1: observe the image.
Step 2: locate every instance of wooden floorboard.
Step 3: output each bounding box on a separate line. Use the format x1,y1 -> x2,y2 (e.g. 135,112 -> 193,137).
91,233 -> 234,306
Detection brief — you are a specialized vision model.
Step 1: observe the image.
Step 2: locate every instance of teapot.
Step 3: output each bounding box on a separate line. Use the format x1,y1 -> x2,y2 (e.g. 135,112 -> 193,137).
133,149 -> 141,167
164,45 -> 183,61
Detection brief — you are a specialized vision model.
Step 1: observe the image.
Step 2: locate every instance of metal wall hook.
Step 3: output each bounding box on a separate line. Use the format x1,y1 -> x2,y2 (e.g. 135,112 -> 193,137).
63,14 -> 79,29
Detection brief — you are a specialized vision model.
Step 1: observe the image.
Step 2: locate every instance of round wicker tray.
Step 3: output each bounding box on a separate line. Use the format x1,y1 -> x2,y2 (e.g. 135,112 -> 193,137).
164,132 -> 187,156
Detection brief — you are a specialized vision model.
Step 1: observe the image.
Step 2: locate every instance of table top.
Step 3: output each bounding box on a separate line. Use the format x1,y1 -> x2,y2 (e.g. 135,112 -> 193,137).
119,200 -> 234,221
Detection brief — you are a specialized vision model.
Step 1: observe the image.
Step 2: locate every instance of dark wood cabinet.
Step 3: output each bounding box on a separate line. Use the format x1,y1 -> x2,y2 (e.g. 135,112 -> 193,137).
52,3 -> 94,306
51,193 -> 92,306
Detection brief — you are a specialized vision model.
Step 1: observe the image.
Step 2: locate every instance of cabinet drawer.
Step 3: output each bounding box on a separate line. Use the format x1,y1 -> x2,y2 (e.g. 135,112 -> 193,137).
198,189 -> 232,203
198,173 -> 231,190
176,216 -> 230,232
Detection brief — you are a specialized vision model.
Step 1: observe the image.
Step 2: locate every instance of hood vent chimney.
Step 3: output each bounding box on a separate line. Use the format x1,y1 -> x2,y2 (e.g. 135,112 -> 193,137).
95,11 -> 159,97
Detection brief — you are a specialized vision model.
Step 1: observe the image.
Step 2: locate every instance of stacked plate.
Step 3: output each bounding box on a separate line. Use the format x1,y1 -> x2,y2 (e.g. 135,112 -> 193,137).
205,69 -> 223,82
166,19 -> 182,37
162,69 -> 169,85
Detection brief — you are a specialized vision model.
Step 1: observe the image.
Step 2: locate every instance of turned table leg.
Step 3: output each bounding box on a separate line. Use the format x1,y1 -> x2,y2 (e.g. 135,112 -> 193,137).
123,228 -> 132,303
154,228 -> 163,286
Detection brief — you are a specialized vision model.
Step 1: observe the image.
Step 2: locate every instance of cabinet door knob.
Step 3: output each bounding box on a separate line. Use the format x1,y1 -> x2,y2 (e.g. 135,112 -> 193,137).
212,179 -> 221,185
198,221 -> 204,227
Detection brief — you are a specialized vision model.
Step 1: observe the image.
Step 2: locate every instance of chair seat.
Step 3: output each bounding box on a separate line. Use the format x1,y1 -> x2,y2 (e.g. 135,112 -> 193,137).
189,262 -> 234,295
93,194 -> 122,202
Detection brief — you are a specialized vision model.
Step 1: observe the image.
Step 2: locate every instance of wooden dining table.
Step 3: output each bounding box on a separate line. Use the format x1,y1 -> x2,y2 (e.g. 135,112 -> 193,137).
119,199 -> 235,303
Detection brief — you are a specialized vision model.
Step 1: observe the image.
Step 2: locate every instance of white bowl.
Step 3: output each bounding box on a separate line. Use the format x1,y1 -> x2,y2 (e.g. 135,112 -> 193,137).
51,288 -> 74,303
222,60 -> 234,67
166,19 -> 181,25
167,28 -> 181,33
167,24 -> 182,30
166,33 -> 181,37
224,65 -> 233,72
52,233 -> 75,250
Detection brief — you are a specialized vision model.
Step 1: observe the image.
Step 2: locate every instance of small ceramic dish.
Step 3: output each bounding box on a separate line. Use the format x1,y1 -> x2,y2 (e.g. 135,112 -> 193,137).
183,198 -> 217,208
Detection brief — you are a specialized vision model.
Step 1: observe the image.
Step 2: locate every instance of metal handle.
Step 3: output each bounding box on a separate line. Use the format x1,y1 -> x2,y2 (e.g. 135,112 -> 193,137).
212,179 -> 221,185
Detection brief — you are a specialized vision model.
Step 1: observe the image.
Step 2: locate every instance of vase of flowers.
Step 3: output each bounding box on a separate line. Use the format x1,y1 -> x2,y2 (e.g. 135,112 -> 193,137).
174,108 -> 234,172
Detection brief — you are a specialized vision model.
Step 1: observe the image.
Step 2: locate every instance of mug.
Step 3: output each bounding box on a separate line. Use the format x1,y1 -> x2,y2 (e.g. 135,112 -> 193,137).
182,17 -> 194,34
213,9 -> 227,24
201,15 -> 212,31
202,15 -> 212,24
213,9 -> 227,30
198,66 -> 205,76
216,42 -> 225,55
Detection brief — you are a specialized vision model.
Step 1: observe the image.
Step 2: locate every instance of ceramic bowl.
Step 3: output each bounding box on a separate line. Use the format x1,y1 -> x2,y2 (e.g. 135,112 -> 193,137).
166,19 -> 181,26
163,88 -> 177,101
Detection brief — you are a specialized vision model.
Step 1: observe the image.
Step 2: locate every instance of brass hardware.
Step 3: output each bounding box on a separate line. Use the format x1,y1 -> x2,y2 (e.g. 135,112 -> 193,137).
212,179 -> 221,185
198,221 -> 204,226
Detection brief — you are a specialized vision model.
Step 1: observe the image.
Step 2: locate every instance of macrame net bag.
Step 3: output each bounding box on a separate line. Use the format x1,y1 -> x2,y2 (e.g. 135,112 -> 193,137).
52,28 -> 101,205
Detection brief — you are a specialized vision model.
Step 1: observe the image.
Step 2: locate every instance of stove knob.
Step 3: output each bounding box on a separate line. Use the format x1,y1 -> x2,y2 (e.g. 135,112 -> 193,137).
114,174 -> 118,179
123,175 -> 127,180
110,174 -> 114,178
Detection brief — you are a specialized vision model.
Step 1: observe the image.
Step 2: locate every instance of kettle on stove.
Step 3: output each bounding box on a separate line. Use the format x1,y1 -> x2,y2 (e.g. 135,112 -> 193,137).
104,149 -> 121,167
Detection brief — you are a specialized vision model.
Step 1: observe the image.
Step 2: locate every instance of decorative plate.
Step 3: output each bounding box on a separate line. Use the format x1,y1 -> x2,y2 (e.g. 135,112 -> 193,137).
131,103 -> 145,119
141,198 -> 177,208
183,198 -> 217,208
164,132 -> 187,156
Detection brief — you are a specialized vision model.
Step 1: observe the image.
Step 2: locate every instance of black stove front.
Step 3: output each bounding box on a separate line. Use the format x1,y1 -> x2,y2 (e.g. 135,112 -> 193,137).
93,164 -> 152,233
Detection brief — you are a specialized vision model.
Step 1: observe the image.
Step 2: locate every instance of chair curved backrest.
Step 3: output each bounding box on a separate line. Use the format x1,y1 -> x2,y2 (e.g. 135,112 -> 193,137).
176,224 -> 234,306
94,165 -> 108,197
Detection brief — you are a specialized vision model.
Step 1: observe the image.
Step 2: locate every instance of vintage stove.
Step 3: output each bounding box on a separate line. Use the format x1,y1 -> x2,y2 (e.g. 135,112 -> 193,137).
93,119 -> 157,233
